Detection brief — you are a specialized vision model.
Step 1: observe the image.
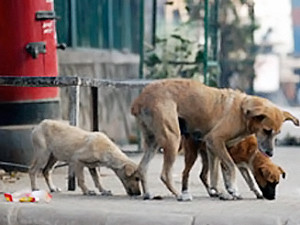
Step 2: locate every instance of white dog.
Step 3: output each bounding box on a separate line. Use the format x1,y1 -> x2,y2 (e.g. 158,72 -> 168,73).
29,119 -> 141,196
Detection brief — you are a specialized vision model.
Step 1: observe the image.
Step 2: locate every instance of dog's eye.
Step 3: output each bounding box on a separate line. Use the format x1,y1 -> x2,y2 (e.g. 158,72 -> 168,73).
135,177 -> 140,182
264,129 -> 272,135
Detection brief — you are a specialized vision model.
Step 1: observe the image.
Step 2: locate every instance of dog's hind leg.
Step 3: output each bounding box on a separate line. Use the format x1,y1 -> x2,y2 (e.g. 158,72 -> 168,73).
138,127 -> 158,199
137,101 -> 180,199
178,137 -> 198,201
29,153 -> 51,191
42,153 -> 60,192
159,120 -> 181,198
29,134 -> 51,191
29,158 -> 40,191
160,137 -> 181,198
206,150 -> 221,197
88,168 -> 112,196
198,142 -> 210,195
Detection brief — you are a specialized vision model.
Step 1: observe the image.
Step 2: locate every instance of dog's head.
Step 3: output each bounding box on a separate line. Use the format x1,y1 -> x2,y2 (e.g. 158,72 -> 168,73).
117,163 -> 141,196
242,96 -> 299,157
254,163 -> 286,200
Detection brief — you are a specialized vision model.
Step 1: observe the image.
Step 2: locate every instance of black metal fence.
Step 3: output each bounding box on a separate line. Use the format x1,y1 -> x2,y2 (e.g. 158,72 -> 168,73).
0,76 -> 151,128
0,76 -> 152,190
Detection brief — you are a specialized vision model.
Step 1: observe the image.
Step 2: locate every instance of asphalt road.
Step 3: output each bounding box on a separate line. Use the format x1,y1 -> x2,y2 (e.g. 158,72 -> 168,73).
1,146 -> 300,225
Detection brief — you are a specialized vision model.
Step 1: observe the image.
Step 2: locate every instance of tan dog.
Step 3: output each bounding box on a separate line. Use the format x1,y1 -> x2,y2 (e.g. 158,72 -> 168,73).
29,119 -> 141,196
181,134 -> 286,200
131,78 -> 298,200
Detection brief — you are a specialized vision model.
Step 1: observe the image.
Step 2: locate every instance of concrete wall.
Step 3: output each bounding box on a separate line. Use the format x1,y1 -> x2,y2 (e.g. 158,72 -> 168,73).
58,49 -> 140,145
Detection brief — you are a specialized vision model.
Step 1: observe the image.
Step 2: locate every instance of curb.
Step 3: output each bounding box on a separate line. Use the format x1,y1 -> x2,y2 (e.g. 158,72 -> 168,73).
0,203 -> 193,225
1,202 -> 299,225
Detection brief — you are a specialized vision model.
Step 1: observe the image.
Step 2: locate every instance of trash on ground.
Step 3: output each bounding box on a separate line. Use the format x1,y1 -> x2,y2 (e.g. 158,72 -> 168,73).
4,190 -> 52,203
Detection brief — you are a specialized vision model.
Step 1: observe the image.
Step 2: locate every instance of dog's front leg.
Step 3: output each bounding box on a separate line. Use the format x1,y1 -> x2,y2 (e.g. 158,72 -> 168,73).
88,168 -> 112,196
206,137 -> 241,200
238,167 -> 263,199
75,163 -> 96,195
220,162 -> 243,200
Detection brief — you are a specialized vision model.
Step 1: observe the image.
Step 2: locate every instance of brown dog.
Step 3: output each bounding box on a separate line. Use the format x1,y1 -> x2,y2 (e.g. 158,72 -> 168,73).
29,119 -> 141,196
131,78 -> 298,199
180,134 -> 286,201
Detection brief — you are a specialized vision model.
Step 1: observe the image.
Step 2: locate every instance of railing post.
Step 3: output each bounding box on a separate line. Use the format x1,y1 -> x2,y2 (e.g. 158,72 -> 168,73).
91,87 -> 99,131
69,85 -> 80,127
67,84 -> 80,191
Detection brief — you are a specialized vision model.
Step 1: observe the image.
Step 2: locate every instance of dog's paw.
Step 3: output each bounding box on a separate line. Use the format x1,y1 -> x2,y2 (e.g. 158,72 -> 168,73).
219,192 -> 242,200
256,193 -> 264,199
219,192 -> 234,200
232,194 -> 243,200
84,190 -> 97,196
152,195 -> 163,200
227,188 -> 242,200
177,191 -> 193,201
143,193 -> 153,200
50,187 -> 61,193
101,190 -> 112,196
208,188 -> 219,198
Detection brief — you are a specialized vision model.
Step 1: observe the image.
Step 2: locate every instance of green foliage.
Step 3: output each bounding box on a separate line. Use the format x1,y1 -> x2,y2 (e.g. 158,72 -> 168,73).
144,24 -> 204,80
218,0 -> 258,92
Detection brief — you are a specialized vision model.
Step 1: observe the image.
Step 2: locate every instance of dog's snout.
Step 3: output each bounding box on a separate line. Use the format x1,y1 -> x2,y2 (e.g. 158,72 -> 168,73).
259,182 -> 277,200
265,195 -> 275,200
257,139 -> 274,157
128,188 -> 141,196
266,151 -> 273,157
126,186 -> 141,196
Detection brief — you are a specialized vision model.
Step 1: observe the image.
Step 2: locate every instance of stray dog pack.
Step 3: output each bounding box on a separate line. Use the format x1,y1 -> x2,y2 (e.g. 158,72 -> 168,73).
131,78 -> 298,200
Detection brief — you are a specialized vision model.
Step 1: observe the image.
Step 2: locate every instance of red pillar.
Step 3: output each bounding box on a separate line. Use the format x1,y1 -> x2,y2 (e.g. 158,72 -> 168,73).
0,0 -> 60,125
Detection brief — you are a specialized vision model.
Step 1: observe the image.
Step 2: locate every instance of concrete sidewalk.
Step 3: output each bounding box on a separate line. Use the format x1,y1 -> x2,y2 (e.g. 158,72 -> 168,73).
1,146 -> 300,225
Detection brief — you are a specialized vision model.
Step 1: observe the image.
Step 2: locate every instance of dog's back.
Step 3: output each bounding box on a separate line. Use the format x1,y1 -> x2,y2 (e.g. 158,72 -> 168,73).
32,119 -> 90,161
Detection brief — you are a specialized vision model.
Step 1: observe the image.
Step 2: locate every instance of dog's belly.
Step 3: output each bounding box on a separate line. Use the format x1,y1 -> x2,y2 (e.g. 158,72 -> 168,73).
49,146 -> 77,162
47,141 -> 88,163
83,161 -> 102,168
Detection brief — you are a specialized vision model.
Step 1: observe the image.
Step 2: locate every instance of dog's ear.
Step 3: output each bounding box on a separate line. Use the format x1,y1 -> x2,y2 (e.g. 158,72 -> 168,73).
245,108 -> 267,122
124,164 -> 135,177
259,166 -> 276,183
259,166 -> 270,179
241,97 -> 266,119
278,166 -> 286,179
282,111 -> 299,126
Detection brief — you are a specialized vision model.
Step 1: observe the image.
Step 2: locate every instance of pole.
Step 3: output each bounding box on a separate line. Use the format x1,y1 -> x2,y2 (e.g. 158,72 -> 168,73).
152,0 -> 157,47
204,0 -> 209,85
139,0 -> 145,79
70,0 -> 77,47
68,84 -> 80,191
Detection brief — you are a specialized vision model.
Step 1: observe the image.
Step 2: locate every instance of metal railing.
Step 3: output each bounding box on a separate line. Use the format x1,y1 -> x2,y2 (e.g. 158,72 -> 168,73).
0,76 -> 151,126
0,75 -> 152,190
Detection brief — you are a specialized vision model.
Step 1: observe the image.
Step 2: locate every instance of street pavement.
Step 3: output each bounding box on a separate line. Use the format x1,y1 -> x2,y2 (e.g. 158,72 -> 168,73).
1,145 -> 300,225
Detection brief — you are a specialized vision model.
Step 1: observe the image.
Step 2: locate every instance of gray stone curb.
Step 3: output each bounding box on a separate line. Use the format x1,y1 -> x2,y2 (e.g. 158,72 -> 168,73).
1,201 -> 300,225
0,203 -> 194,225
